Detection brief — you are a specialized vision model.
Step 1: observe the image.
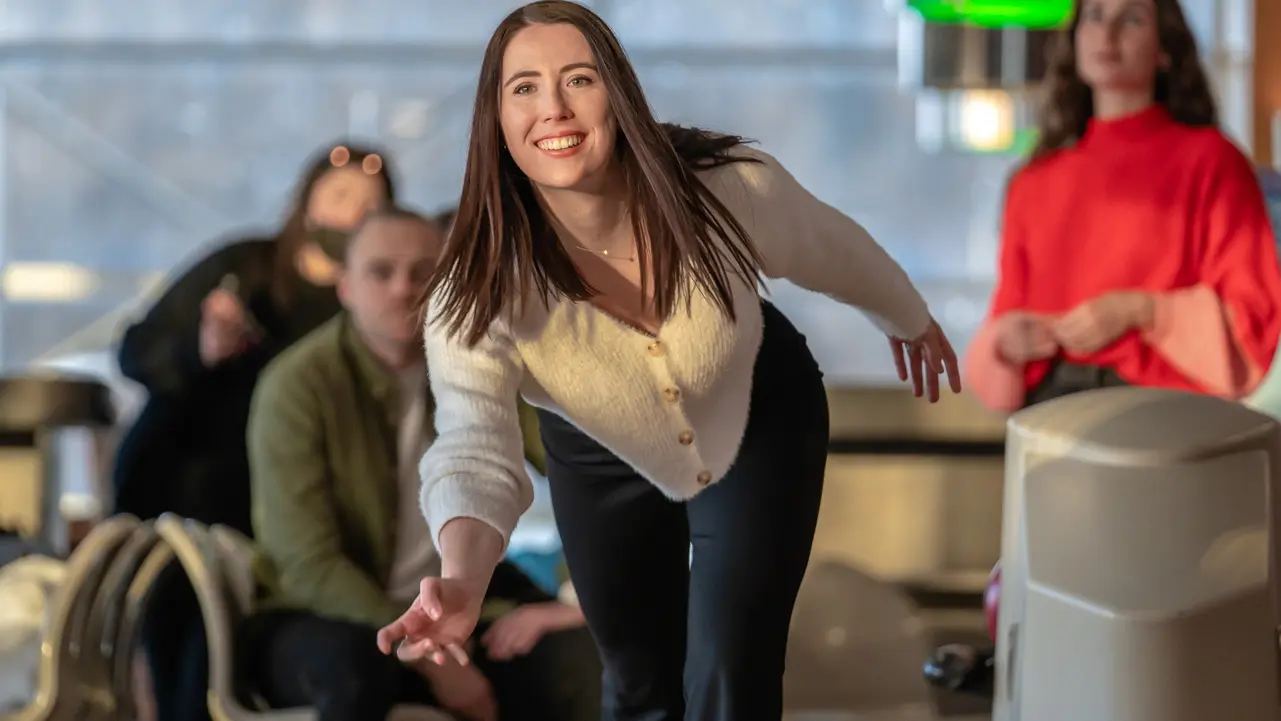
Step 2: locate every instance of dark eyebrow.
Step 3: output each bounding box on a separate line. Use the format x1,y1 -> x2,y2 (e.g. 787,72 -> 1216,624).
502,62 -> 598,88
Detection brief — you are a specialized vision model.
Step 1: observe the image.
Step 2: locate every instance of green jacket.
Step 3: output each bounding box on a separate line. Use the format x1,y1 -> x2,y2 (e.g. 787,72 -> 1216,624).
247,313 -> 544,627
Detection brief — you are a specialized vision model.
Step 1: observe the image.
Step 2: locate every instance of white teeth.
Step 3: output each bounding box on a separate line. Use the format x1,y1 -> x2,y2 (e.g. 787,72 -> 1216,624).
537,135 -> 584,151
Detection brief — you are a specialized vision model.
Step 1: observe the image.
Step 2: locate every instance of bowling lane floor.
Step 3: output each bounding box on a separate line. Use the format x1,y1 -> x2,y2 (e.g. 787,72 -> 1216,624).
782,568 -> 993,720
513,493 -> 994,720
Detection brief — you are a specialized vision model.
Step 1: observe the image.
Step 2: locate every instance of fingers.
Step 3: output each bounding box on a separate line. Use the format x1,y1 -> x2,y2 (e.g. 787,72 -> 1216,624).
898,323 -> 963,400
939,336 -> 962,394
889,337 -> 908,381
445,642 -> 471,666
202,290 -> 244,323
480,622 -> 507,659
484,629 -> 514,661
921,335 -> 944,403
396,637 -> 432,661
201,293 -> 249,359
923,330 -> 945,376
398,637 -> 448,666
484,628 -> 535,662
1053,306 -> 1094,339
513,633 -> 539,656
377,617 -> 409,654
204,318 -> 245,347
481,616 -> 516,659
398,636 -> 465,667
487,642 -> 517,662
418,578 -> 444,621
1030,339 -> 1059,360
926,363 -> 941,403
1052,314 -> 1095,351
379,602 -> 437,655
909,343 -> 925,398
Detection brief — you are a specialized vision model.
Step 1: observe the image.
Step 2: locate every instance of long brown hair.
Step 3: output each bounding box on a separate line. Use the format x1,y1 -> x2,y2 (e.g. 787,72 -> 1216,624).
271,142 -> 397,306
423,0 -> 764,347
1029,0 -> 1217,161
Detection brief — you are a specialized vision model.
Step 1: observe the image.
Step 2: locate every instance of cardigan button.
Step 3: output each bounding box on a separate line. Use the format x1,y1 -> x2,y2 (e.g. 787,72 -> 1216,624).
647,341 -> 665,357
696,470 -> 712,486
678,430 -> 695,446
662,387 -> 681,403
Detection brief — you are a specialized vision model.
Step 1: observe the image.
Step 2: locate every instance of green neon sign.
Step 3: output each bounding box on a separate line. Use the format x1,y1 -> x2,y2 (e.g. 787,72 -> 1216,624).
907,0 -> 1074,29
1012,127 -> 1039,156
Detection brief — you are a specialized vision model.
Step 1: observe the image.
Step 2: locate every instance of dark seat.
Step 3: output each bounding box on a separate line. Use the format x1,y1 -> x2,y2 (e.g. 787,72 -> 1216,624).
0,373 -> 114,431
0,373 -> 116,554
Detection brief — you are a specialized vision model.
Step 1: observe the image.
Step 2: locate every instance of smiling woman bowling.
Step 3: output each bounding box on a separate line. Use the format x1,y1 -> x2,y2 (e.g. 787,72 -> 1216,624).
376,2 -> 962,720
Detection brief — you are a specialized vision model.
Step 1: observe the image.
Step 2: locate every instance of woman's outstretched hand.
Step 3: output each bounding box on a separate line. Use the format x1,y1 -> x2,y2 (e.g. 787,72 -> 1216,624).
377,575 -> 488,666
890,318 -> 962,402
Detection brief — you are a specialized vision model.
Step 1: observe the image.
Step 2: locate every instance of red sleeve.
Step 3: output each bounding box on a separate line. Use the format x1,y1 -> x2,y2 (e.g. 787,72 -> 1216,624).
964,174 -> 1032,412
1143,140 -> 1281,397
989,175 -> 1030,317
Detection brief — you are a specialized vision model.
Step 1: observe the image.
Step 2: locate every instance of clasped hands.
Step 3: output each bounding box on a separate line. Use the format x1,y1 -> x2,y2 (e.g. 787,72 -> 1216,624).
997,291 -> 1155,364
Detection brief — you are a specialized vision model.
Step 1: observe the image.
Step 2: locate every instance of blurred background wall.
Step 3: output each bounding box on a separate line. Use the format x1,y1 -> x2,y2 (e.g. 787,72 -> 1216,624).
0,0 -> 1262,384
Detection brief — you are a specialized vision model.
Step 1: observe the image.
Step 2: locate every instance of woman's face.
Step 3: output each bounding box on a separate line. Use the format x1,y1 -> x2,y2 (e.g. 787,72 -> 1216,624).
1075,0 -> 1166,94
498,22 -> 618,194
305,165 -> 387,231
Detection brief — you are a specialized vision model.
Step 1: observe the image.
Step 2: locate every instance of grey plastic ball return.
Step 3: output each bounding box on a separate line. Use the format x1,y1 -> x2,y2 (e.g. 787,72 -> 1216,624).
982,386 -> 1281,721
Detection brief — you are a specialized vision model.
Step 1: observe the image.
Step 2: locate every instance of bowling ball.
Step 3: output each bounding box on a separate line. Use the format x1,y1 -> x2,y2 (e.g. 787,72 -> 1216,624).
984,562 -> 1001,641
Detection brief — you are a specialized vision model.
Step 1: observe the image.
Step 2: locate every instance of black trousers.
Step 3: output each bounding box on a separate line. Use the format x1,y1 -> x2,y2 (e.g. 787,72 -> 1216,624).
539,301 -> 830,721
1024,361 -> 1129,407
242,562 -> 602,721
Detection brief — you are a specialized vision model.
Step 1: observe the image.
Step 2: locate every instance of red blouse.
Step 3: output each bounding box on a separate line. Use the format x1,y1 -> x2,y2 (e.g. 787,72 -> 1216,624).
965,105 -> 1281,411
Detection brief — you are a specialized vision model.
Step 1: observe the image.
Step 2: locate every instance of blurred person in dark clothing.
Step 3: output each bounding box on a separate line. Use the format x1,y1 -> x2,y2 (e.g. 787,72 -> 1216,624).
114,143 -> 395,530
114,142 -> 396,721
244,207 -> 600,721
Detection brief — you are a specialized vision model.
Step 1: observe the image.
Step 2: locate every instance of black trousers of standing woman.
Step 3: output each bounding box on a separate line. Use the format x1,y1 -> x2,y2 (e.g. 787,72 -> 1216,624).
539,301 -> 830,721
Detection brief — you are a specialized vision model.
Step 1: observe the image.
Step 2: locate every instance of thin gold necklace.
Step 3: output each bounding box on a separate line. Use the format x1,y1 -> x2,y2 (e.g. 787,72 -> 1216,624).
575,244 -> 637,262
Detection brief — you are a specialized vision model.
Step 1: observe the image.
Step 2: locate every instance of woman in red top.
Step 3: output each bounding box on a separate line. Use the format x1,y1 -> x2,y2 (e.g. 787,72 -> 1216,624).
931,0 -> 1281,697
965,0 -> 1281,412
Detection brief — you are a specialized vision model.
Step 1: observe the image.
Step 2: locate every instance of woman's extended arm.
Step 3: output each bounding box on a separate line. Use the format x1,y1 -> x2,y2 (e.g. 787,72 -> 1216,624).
707,147 -> 931,340
418,294 -> 535,583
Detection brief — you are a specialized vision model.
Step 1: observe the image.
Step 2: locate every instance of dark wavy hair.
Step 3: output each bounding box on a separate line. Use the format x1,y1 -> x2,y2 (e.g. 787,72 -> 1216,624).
272,142 -> 397,306
419,0 -> 764,347
1029,0 -> 1217,161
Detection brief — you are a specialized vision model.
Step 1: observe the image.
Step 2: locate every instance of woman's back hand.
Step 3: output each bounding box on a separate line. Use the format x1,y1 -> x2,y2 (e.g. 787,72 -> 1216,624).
377,575 -> 488,667
891,318 -> 962,402
199,287 -> 252,366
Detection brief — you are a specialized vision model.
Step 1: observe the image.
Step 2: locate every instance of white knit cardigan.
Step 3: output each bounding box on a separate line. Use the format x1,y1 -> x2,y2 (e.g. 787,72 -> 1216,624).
419,147 -> 932,549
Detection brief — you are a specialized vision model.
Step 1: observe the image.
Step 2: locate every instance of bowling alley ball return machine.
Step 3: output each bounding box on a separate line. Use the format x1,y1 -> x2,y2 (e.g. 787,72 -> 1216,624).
926,387 -> 1281,720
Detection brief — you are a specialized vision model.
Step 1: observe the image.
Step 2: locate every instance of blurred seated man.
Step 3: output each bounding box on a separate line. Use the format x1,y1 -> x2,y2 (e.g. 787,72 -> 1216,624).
244,207 -> 601,721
